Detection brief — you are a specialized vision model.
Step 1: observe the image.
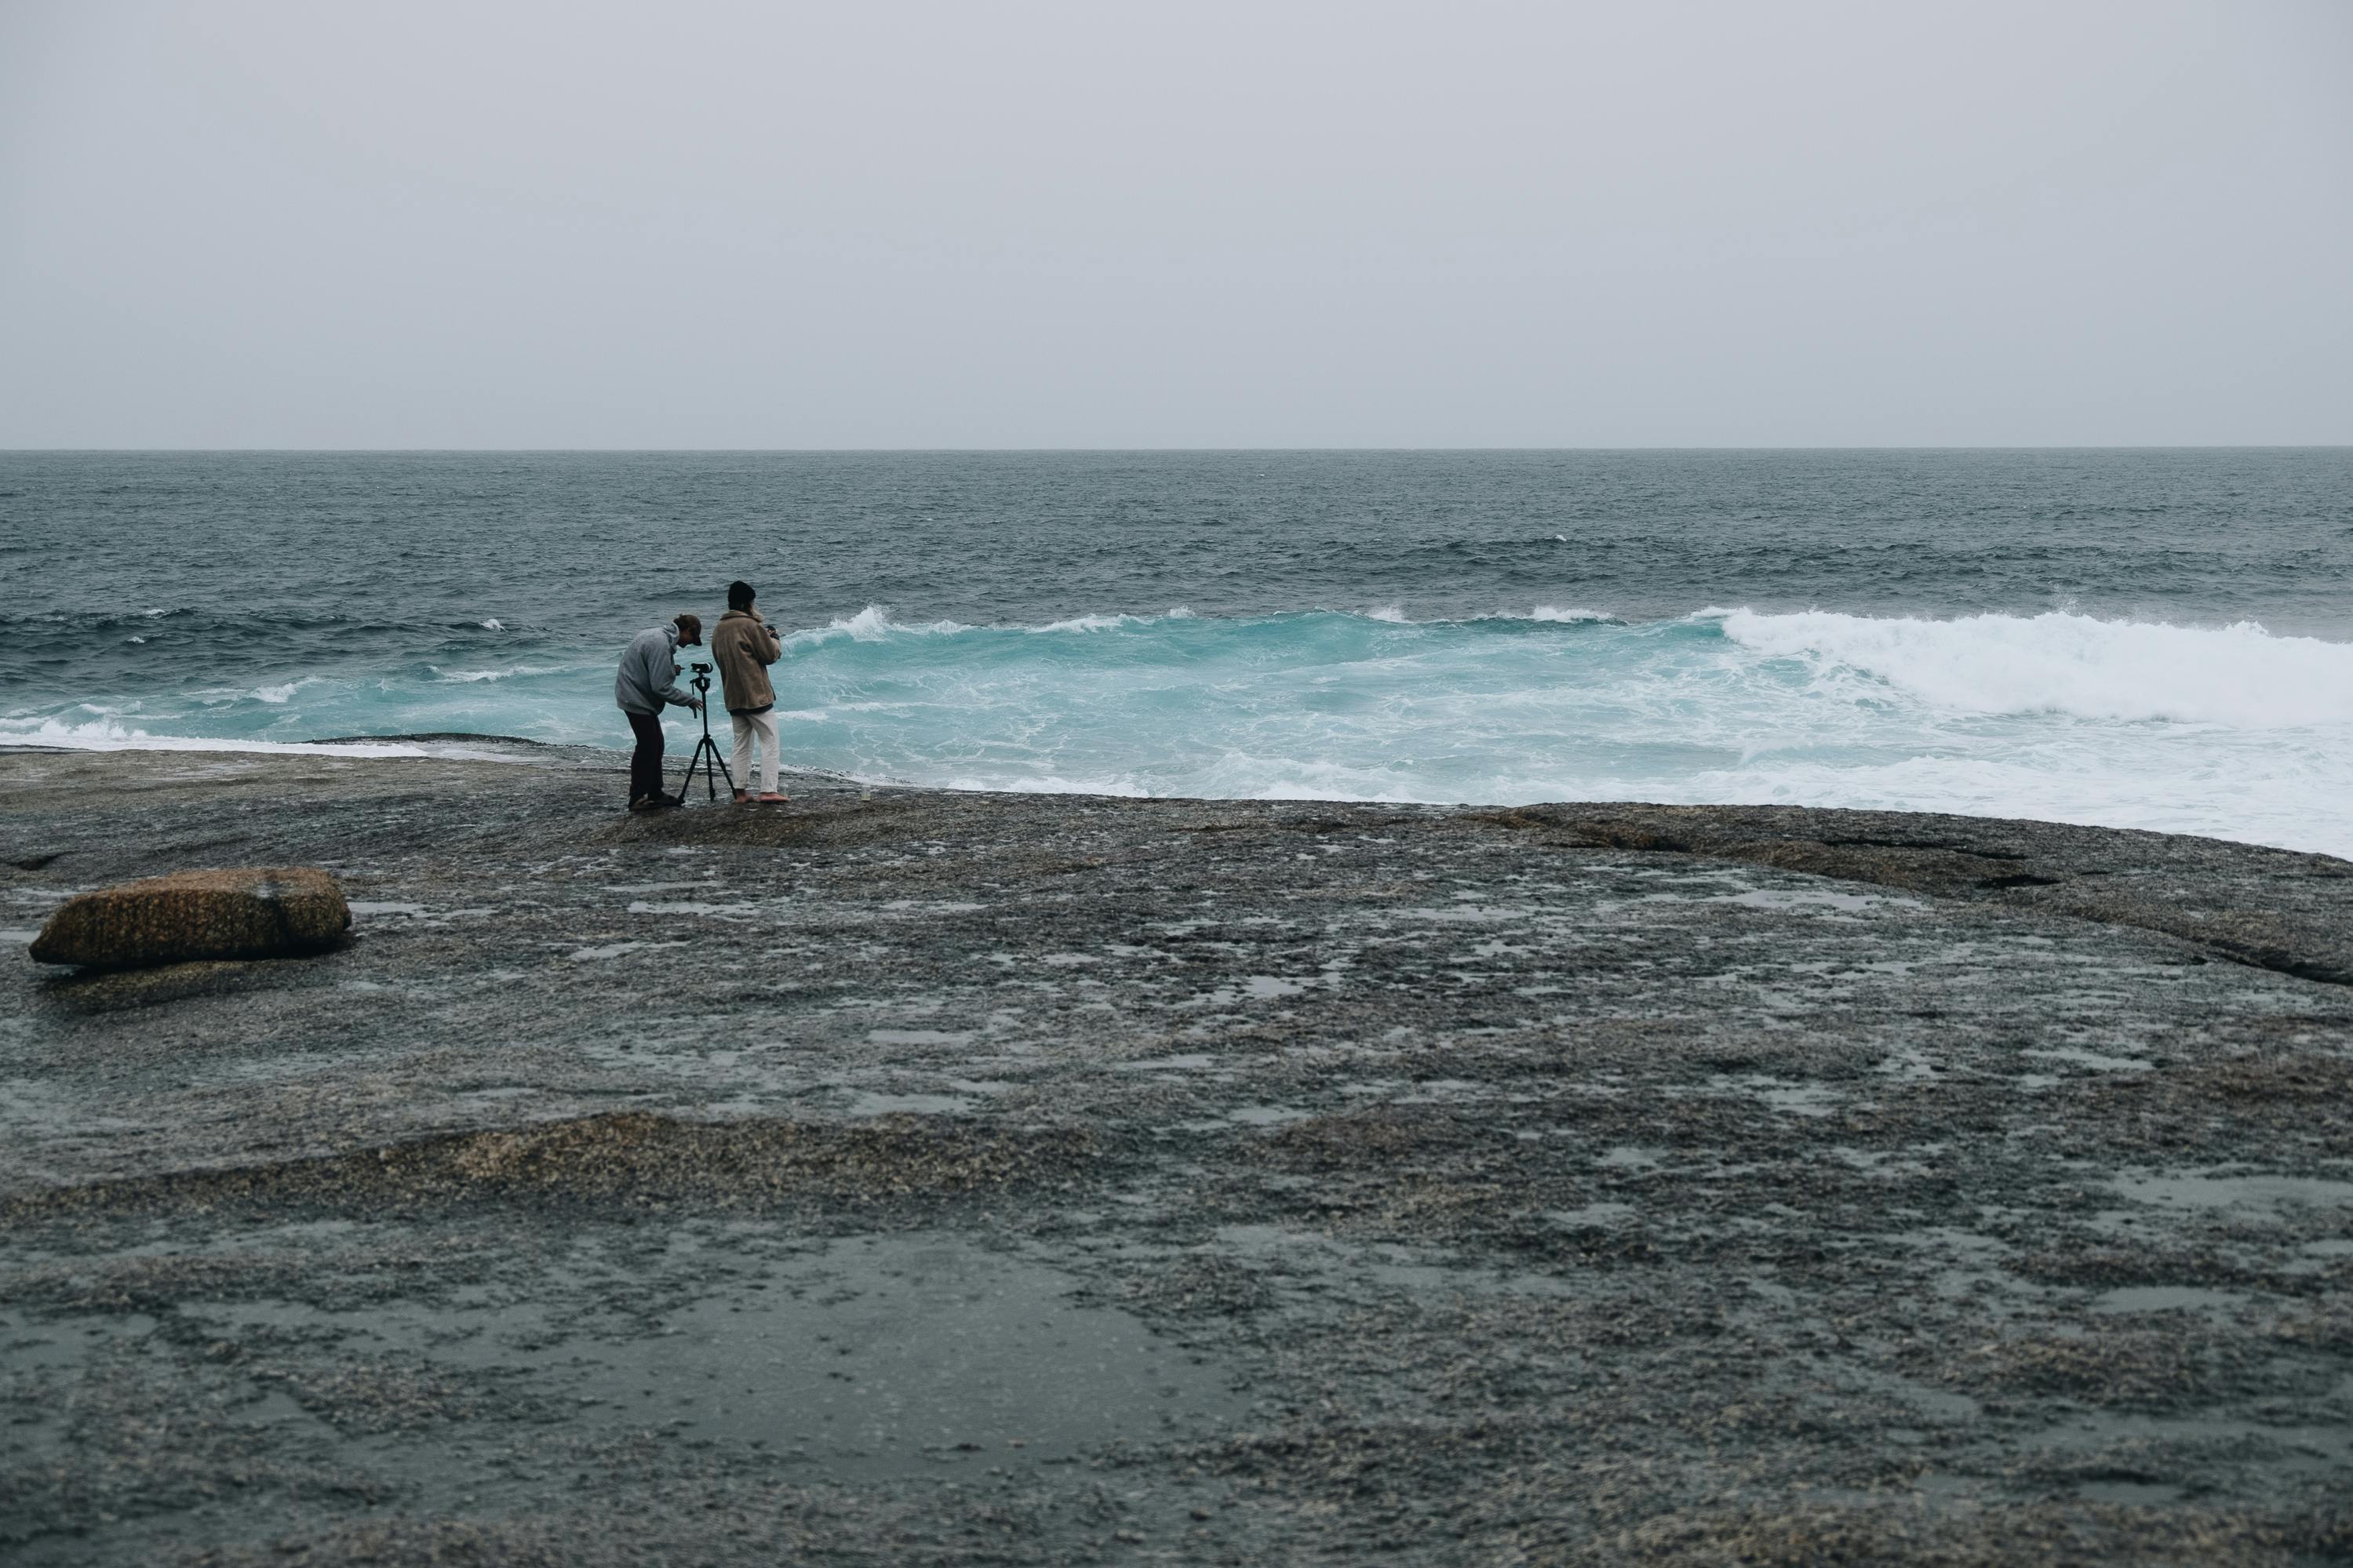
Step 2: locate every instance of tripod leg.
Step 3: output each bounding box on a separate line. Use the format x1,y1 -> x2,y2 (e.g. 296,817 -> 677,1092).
694,704 -> 732,802
678,736 -> 734,802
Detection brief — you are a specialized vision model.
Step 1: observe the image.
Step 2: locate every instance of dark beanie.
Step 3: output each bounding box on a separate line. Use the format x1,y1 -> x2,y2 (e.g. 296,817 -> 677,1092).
727,580 -> 756,610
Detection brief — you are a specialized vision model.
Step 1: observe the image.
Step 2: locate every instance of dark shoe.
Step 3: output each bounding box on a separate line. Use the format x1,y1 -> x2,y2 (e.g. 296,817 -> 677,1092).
628,794 -> 658,813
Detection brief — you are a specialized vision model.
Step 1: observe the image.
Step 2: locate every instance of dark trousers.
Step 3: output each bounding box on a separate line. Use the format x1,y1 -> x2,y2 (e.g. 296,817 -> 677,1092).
626,710 -> 666,802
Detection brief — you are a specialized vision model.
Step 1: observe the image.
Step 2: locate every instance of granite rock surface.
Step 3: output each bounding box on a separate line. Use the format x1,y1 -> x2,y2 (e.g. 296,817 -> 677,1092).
1,744 -> 2348,1566
27,865 -> 349,969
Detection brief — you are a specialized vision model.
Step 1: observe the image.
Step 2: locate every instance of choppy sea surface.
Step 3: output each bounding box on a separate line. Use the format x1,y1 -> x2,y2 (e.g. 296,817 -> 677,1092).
5,450 -> 2351,853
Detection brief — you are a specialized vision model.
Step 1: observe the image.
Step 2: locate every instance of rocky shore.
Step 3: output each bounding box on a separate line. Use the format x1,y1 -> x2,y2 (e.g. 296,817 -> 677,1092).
2,744 -> 2350,1566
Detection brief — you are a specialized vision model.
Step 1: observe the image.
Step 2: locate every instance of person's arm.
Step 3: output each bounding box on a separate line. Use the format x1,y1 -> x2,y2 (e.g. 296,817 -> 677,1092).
655,646 -> 701,708
759,623 -> 783,665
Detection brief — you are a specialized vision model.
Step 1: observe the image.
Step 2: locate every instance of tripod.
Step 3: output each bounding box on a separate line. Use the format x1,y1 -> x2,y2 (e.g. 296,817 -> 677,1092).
677,668 -> 736,802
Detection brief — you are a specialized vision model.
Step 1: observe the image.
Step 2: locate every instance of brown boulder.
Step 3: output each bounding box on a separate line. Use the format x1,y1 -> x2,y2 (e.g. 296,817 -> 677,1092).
28,868 -> 351,969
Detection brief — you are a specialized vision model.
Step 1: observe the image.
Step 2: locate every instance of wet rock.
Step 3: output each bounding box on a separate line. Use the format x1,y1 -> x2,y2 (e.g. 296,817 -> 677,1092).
1486,802 -> 2353,984
6,748 -> 2353,1566
2,1111 -> 1098,1221
40,958 -> 300,1015
27,866 -> 350,969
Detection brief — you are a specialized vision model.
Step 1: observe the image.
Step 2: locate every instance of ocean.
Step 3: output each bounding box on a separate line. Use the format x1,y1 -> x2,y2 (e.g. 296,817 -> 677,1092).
5,449 -> 2351,853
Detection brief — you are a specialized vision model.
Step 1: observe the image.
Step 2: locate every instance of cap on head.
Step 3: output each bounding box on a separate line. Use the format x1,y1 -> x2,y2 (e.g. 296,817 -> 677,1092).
727,580 -> 756,611
674,613 -> 702,646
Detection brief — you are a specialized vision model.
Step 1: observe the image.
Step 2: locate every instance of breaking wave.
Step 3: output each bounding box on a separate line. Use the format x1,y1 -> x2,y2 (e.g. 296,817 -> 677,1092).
8,606 -> 2352,854
1720,608 -> 2353,729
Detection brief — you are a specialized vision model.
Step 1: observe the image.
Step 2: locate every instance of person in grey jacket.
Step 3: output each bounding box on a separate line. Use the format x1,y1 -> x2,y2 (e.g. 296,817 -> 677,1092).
614,614 -> 704,810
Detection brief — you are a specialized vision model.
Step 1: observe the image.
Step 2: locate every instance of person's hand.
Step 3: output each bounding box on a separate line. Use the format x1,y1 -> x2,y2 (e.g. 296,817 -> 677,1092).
690,697 -> 705,713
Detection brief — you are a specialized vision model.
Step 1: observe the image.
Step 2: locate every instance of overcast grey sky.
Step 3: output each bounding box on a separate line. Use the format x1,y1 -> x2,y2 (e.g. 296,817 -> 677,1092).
2,1 -> 2348,448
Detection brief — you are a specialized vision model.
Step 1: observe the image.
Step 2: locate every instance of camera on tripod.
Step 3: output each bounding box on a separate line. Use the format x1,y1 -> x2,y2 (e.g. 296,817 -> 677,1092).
677,662 -> 734,800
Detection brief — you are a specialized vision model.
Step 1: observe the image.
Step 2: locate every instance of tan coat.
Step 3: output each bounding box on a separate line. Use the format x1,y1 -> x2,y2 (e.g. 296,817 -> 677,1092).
710,608 -> 782,714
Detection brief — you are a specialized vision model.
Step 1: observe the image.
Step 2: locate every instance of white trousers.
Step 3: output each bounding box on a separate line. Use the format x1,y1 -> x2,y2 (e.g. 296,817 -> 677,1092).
730,708 -> 781,795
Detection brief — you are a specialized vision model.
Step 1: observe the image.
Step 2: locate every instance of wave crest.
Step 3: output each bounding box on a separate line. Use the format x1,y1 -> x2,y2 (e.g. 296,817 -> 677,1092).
1718,609 -> 2353,728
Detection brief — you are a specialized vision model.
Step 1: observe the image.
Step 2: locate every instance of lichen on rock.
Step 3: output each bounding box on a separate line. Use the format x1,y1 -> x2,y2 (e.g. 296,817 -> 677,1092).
27,866 -> 350,969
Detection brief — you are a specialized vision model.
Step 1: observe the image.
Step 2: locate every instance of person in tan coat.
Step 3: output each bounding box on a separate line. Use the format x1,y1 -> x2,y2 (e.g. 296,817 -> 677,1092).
710,580 -> 787,803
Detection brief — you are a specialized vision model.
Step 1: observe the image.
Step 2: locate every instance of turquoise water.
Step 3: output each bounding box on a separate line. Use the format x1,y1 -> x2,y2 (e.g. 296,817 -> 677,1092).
5,450 -> 2351,853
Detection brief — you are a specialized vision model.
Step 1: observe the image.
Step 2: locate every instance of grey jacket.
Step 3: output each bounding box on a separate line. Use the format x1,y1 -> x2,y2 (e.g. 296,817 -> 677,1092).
614,624 -> 696,715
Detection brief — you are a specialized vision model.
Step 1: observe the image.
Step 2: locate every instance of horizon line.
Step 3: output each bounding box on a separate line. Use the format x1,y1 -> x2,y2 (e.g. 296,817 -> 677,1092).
3,443 -> 2349,456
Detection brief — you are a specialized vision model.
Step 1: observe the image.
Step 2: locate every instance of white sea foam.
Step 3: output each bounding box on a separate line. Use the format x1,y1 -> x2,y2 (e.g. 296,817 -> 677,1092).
1718,609 -> 2353,728
783,605 -> 977,647
479,617 -> 504,630
929,770 -> 1152,798
839,605 -> 909,641
1031,608 -> 1200,633
0,715 -> 428,758
782,604 -> 1217,646
1031,613 -> 1148,634
432,664 -> 565,683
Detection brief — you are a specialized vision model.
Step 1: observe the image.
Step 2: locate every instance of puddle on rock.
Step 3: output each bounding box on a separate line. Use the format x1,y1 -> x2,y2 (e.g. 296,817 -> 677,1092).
1703,1074 -> 1840,1116
570,940 -> 690,962
2024,1046 -> 2151,1075
2091,1286 -> 2250,1315
566,1237 -> 1239,1471
2111,1170 -> 2353,1215
1213,1224 -> 1578,1299
1717,888 -> 1915,915
628,900 -> 761,919
166,1235 -> 1244,1479
866,1029 -> 976,1048
840,1091 -> 974,1117
1223,1105 -> 1311,1126
2021,1410 -> 2353,1486
2,1310 -> 166,1380
1240,976 -> 1311,1000
1180,977 -> 1315,1009
2078,1479 -> 2187,1506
